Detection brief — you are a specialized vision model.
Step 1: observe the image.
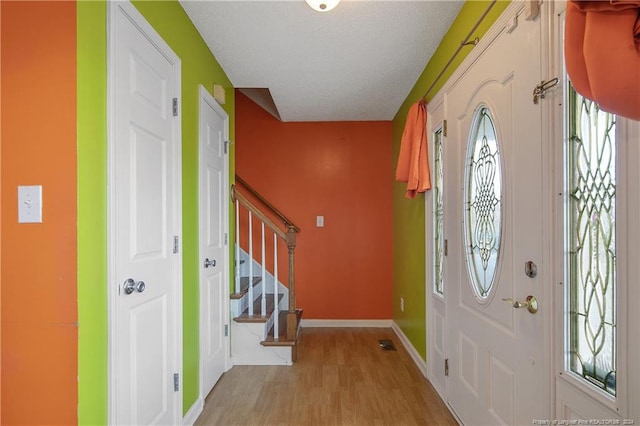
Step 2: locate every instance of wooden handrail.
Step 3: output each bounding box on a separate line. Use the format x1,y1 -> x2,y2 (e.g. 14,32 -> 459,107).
235,175 -> 300,233
235,191 -> 287,241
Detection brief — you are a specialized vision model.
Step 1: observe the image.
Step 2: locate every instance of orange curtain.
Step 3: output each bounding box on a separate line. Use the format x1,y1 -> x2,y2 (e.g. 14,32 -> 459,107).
395,100 -> 431,199
565,0 -> 640,120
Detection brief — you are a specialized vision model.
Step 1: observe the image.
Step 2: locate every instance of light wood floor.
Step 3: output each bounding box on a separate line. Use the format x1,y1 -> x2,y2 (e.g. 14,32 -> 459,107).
195,327 -> 458,426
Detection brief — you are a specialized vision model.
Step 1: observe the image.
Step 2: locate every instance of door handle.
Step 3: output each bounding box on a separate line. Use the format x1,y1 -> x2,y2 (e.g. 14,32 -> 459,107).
502,295 -> 538,314
204,258 -> 216,268
123,278 -> 146,295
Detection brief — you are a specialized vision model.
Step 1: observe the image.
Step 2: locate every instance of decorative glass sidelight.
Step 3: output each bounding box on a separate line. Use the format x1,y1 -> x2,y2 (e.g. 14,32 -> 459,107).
433,127 -> 444,296
464,106 -> 502,299
567,86 -> 617,395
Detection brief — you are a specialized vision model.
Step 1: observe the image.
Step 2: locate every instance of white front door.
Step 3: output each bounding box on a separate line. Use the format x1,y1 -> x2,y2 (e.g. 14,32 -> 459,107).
109,2 -> 182,424
444,6 -> 548,424
198,86 -> 229,397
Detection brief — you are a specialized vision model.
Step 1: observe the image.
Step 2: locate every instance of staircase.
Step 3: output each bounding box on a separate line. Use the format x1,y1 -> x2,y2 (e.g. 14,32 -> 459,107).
230,175 -> 303,365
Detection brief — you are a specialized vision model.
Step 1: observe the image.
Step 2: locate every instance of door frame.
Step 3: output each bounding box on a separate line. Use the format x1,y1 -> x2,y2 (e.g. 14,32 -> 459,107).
425,0 -> 555,419
107,1 -> 183,423
198,85 -> 231,402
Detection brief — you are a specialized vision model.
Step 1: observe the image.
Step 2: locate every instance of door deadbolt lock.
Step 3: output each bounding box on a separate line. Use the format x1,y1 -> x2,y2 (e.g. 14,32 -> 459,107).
525,261 -> 537,278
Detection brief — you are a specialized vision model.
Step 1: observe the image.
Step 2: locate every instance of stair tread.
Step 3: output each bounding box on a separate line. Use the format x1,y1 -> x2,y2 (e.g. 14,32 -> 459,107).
233,293 -> 284,323
261,309 -> 303,346
230,276 -> 261,300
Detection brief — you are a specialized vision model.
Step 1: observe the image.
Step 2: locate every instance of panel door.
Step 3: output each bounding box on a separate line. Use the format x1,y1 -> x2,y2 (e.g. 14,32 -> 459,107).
199,86 -> 228,397
110,2 -> 182,424
445,10 -> 548,425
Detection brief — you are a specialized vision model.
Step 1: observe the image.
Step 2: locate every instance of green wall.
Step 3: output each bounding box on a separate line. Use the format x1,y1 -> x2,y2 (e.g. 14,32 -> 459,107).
77,1 -> 235,423
392,0 -> 510,361
77,2 -> 108,424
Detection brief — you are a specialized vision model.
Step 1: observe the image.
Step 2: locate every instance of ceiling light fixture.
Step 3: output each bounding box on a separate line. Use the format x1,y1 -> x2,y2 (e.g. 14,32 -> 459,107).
305,0 -> 340,12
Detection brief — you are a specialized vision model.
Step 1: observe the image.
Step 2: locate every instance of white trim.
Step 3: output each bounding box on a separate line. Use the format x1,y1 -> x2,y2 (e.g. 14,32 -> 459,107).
107,2 -> 183,424
540,0 -> 560,418
197,85 -> 231,405
300,319 -> 392,328
182,398 -> 204,426
391,321 -> 427,377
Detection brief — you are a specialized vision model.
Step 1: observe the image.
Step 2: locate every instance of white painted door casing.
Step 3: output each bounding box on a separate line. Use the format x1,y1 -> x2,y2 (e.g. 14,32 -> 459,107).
108,2 -> 183,425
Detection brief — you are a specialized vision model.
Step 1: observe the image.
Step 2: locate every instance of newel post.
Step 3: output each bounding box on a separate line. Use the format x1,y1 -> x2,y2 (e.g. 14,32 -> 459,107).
286,225 -> 297,340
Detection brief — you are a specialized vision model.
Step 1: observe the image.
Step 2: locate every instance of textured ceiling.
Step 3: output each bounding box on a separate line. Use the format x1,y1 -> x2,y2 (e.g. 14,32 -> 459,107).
180,0 -> 463,122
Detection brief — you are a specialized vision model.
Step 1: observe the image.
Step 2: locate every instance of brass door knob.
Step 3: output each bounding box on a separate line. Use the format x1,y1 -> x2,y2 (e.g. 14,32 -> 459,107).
502,295 -> 538,314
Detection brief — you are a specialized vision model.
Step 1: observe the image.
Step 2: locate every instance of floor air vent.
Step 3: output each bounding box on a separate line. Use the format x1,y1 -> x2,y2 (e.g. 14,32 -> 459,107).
378,339 -> 396,351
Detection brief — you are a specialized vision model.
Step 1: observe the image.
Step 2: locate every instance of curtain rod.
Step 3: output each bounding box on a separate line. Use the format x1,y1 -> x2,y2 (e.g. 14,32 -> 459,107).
422,0 -> 498,102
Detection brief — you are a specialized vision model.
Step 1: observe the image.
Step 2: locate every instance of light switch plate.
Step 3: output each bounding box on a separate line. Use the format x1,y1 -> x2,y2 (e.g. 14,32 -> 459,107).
316,215 -> 324,227
18,185 -> 43,223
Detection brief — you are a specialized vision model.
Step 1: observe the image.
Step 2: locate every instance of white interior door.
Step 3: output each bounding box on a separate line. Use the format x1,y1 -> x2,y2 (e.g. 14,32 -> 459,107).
199,86 -> 229,397
109,2 -> 182,425
444,7 -> 548,424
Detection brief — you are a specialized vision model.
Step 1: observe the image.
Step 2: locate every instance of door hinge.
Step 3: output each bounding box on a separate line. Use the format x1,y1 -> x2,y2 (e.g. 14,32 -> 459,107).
172,98 -> 178,117
444,239 -> 448,256
173,373 -> 179,392
224,324 -> 229,337
443,120 -> 448,137
224,140 -> 232,154
224,233 -> 228,245
445,359 -> 449,377
173,236 -> 180,254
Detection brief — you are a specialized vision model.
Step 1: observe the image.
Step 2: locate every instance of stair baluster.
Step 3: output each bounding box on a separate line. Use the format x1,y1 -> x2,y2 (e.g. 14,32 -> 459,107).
273,232 -> 279,340
261,222 -> 266,316
234,199 -> 240,294
248,210 -> 254,316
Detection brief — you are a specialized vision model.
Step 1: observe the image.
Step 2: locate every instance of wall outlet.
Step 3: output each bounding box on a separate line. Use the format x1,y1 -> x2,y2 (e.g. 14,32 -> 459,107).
400,297 -> 404,312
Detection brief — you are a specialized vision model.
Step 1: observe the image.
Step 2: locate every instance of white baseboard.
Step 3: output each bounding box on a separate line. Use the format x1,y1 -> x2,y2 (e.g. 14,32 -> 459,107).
300,319 -> 393,328
183,397 -> 204,426
391,321 -> 428,377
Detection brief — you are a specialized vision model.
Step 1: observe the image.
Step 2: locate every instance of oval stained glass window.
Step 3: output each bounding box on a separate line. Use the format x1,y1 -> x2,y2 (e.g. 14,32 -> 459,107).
464,106 -> 502,299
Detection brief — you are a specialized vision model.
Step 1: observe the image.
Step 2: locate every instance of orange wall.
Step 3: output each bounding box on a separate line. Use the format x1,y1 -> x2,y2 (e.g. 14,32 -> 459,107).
236,91 -> 393,319
1,2 -> 77,424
